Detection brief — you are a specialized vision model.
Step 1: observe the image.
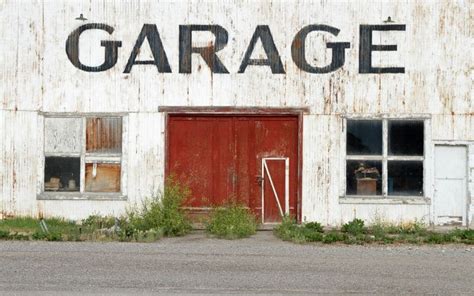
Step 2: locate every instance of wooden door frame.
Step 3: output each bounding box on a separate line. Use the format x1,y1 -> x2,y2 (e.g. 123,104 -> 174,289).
161,106 -> 308,223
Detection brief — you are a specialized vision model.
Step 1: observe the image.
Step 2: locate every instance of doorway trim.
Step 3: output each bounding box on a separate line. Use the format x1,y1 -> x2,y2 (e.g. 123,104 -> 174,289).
161,106 -> 307,223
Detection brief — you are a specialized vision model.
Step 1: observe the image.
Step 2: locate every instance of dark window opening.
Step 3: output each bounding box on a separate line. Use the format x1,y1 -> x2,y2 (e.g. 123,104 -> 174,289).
44,157 -> 80,192
388,161 -> 423,196
347,120 -> 382,155
346,160 -> 382,196
388,120 -> 424,156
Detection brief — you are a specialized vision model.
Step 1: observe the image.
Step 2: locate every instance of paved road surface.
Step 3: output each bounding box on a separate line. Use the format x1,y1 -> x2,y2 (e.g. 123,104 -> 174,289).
0,231 -> 472,295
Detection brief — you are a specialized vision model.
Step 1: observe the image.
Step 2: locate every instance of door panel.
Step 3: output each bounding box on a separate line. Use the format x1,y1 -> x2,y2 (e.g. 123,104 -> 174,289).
168,117 -> 234,207
434,145 -> 467,225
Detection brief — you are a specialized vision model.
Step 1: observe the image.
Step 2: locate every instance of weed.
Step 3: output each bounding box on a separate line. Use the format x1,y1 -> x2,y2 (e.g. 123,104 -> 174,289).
82,215 -> 116,230
32,231 -> 47,240
398,220 -> 427,235
370,223 -> 386,238
122,178 -> 192,237
322,231 -> 346,244
300,228 -> 323,242
273,215 -> 299,241
0,229 -> 9,239
304,222 -> 324,233
206,200 -> 257,239
424,233 -> 448,244
341,218 -> 365,235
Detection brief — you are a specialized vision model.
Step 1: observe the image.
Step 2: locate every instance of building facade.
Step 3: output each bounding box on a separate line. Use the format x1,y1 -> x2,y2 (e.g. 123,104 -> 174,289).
0,0 -> 472,226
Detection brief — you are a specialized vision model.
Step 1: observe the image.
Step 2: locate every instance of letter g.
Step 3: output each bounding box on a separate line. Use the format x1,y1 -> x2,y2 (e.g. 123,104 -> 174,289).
66,23 -> 122,72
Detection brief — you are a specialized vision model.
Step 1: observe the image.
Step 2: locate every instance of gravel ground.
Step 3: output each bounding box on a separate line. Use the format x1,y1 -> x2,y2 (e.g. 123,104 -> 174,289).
0,231 -> 472,295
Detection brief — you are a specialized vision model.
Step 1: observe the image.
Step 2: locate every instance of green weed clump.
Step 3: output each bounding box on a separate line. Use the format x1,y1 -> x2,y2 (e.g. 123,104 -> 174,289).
304,222 -> 324,233
206,200 -> 258,239
82,215 -> 116,230
0,229 -> 9,239
274,217 -> 327,243
322,231 -> 346,244
273,215 -> 300,241
120,178 -> 192,240
341,218 -> 365,235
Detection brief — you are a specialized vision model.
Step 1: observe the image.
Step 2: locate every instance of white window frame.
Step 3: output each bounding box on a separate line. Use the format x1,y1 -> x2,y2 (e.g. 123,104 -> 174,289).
340,115 -> 431,203
37,114 -> 128,200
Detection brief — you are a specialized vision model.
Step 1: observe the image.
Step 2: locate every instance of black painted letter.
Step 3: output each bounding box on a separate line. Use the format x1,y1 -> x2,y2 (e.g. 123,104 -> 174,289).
359,24 -> 406,74
66,23 -> 122,72
124,24 -> 171,73
238,25 -> 285,74
291,25 -> 350,73
179,25 -> 229,73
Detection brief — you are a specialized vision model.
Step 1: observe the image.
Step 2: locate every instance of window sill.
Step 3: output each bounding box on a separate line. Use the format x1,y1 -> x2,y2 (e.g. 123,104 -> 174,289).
37,192 -> 127,201
339,196 -> 430,205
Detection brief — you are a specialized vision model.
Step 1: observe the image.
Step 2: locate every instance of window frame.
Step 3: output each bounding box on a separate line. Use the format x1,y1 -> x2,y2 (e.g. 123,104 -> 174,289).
38,114 -> 128,200
342,116 -> 429,200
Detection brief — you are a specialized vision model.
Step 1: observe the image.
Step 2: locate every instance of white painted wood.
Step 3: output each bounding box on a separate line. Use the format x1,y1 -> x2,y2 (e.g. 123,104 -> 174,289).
434,145 -> 467,225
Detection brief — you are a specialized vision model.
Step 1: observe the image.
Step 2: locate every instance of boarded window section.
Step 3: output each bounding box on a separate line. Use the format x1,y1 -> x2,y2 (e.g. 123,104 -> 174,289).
388,120 -> 424,156
347,120 -> 382,155
86,117 -> 122,154
44,157 -> 80,191
45,117 -> 82,153
346,160 -> 382,195
85,163 -> 121,192
388,161 -> 423,196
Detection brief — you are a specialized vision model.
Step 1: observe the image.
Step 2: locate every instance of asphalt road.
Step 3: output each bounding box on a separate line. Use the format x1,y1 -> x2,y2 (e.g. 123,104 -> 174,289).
0,231 -> 473,295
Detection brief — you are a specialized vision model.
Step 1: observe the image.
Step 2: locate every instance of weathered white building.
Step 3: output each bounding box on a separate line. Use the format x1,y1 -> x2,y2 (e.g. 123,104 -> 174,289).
0,0 -> 472,226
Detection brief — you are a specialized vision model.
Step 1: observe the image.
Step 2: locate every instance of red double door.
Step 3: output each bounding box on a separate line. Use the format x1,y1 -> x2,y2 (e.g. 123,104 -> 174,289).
167,115 -> 299,223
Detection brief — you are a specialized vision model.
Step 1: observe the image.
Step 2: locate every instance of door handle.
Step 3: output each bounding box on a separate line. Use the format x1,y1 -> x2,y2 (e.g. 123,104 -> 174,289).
255,175 -> 263,185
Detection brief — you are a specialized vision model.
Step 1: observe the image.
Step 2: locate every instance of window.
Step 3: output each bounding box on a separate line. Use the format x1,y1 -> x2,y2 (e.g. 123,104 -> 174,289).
346,119 -> 424,197
44,116 -> 123,194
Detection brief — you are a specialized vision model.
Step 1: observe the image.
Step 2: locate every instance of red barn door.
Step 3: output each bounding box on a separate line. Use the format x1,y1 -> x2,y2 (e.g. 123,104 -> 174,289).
167,115 -> 299,223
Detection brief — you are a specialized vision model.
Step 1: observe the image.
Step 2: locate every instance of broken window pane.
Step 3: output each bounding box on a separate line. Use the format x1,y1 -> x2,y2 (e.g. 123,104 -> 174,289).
388,120 -> 424,156
44,157 -> 80,192
346,160 -> 382,195
85,163 -> 121,192
347,120 -> 382,155
45,117 -> 82,153
388,161 -> 423,196
86,117 -> 122,153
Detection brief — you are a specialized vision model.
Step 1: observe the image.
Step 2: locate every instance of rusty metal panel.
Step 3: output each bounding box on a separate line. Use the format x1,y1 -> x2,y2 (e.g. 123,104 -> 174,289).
85,163 -> 121,192
86,117 -> 122,153
45,117 -> 82,153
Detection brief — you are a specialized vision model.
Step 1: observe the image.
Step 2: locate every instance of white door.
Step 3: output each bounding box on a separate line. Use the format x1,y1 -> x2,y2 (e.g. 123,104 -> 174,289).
434,145 -> 467,226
